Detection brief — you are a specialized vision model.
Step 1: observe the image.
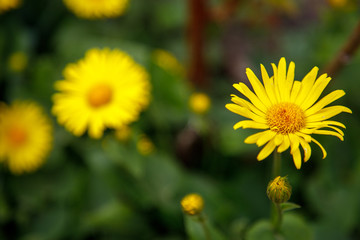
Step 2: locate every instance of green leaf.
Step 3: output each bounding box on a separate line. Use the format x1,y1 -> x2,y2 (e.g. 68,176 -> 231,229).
280,202 -> 301,212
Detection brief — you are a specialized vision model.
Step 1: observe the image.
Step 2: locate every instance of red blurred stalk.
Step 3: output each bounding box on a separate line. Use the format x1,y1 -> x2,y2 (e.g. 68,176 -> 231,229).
187,0 -> 209,88
324,20 -> 360,77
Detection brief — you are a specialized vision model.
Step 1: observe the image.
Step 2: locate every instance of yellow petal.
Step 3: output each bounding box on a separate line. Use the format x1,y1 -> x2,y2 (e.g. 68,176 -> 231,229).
277,135 -> 290,152
233,83 -> 268,113
305,90 -> 346,116
312,129 -> 344,140
257,139 -> 276,161
289,133 -> 300,154
256,130 -> 277,147
311,137 -> 327,159
246,68 -> 272,108
286,61 -> 295,96
298,137 -> 312,162
290,81 -> 301,102
276,58 -> 289,101
244,131 -> 268,144
295,131 -> 312,142
306,105 -> 352,122
300,74 -> 331,110
292,148 -> 302,169
274,134 -> 284,146
233,120 -> 269,130
230,94 -> 265,117
261,64 -> 277,104
295,66 -> 318,106
271,63 -> 282,102
306,120 -> 346,129
225,104 -> 267,123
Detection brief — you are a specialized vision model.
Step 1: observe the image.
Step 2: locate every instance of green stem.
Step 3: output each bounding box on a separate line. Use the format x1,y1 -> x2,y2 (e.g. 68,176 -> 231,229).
271,151 -> 283,234
198,213 -> 212,240
274,202 -> 283,234
272,151 -> 282,178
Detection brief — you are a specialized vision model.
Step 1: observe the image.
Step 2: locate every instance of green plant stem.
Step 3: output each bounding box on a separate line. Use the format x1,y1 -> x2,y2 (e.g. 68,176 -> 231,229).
198,213 -> 212,240
274,202 -> 283,234
271,151 -> 283,234
272,151 -> 282,178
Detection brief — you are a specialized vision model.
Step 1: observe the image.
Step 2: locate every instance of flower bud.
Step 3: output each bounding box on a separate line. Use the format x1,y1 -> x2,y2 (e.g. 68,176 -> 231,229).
267,176 -> 292,204
181,193 -> 204,216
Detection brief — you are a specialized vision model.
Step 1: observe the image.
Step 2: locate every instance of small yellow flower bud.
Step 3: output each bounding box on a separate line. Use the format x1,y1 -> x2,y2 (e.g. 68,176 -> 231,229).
181,193 -> 204,216
267,176 -> 292,204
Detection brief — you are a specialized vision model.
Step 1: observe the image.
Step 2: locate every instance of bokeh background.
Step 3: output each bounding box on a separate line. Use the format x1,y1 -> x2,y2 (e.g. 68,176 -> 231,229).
1,0 -> 360,239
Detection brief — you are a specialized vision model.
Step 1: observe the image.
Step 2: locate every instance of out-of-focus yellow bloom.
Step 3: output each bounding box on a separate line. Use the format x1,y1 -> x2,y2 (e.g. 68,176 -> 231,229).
189,92 -> 211,115
0,0 -> 21,13
52,48 -> 151,139
181,193 -> 204,216
152,49 -> 185,76
0,101 -> 53,174
328,0 -> 347,8
136,135 -> 154,156
115,125 -> 132,142
226,57 -> 351,169
8,51 -> 28,73
63,0 -> 128,19
267,176 -> 292,204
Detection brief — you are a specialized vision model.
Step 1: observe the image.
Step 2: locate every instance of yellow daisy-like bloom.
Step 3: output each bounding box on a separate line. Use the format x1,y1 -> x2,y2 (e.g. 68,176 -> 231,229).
8,51 -> 28,73
226,57 -> 351,169
152,49 -> 185,76
0,101 -> 53,174
0,0 -> 21,13
52,48 -> 151,139
181,193 -> 204,216
136,134 -> 155,156
189,92 -> 211,115
63,0 -> 128,19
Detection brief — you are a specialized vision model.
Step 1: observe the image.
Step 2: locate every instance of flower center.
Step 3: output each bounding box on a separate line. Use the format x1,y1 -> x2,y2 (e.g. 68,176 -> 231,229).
87,84 -> 113,108
7,125 -> 27,148
266,102 -> 305,134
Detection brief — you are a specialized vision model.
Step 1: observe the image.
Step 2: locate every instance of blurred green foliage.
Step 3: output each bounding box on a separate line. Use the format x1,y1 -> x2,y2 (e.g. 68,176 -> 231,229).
1,0 -> 360,239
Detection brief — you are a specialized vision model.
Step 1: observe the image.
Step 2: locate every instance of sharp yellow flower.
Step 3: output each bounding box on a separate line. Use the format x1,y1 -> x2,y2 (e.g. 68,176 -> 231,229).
0,101 -> 53,174
52,48 -> 151,139
63,0 -> 128,19
0,0 -> 21,13
226,58 -> 351,169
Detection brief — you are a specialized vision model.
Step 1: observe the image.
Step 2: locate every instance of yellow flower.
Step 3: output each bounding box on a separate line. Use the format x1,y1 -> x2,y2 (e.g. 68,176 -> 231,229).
152,49 -> 185,75
0,101 -> 53,174
267,176 -> 292,204
226,58 -> 351,169
0,0 -> 21,13
136,134 -> 154,156
114,125 -> 132,142
8,51 -> 28,73
189,92 -> 211,115
63,0 -> 128,19
181,193 -> 204,216
52,48 -> 151,139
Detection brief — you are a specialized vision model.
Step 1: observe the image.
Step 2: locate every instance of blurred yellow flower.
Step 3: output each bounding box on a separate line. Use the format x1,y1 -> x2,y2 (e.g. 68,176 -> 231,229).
181,193 -> 204,216
328,0 -> 347,8
0,101 -> 53,174
152,49 -> 185,75
189,92 -> 211,115
52,48 -> 151,139
0,0 -> 21,13
63,0 -> 128,19
136,135 -> 154,156
226,57 -> 351,169
115,125 -> 132,142
8,51 -> 28,73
